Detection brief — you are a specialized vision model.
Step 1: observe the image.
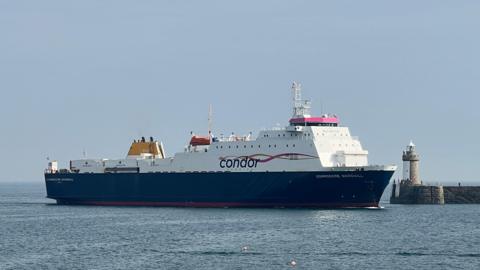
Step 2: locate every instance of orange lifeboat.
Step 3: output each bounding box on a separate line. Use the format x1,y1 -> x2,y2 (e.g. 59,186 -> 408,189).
189,135 -> 211,146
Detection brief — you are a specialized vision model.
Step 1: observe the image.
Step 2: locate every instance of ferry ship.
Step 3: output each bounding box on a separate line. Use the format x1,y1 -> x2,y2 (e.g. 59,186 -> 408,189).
44,82 -> 396,208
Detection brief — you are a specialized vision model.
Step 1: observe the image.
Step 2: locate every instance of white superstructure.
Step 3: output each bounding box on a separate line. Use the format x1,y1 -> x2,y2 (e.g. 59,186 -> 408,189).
69,83 -> 394,174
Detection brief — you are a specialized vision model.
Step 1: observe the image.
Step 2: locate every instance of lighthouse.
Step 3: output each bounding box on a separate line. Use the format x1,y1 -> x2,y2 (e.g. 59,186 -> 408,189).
402,141 -> 421,185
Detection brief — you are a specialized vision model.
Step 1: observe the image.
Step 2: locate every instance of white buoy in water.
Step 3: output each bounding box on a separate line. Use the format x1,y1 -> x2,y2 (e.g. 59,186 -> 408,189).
241,246 -> 248,252
288,259 -> 297,267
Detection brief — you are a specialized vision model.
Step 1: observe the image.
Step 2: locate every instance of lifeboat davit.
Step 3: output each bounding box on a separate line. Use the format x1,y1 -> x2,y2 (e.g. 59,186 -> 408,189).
190,135 -> 211,146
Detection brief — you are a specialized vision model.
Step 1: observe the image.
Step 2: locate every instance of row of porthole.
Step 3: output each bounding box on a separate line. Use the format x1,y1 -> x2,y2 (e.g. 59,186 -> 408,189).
335,144 -> 357,147
315,144 -> 357,147
263,133 -> 349,138
213,143 -> 357,150
263,133 -> 312,138
215,144 -> 296,149
316,133 -> 349,137
265,134 -> 298,137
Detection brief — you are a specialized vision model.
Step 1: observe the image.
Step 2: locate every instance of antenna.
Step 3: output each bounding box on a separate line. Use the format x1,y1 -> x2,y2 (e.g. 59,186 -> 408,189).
208,104 -> 213,135
291,81 -> 311,117
292,81 -> 302,108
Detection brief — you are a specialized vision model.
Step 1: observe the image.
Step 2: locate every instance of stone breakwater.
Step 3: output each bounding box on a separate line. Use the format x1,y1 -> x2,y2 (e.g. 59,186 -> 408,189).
443,186 -> 480,204
390,182 -> 480,204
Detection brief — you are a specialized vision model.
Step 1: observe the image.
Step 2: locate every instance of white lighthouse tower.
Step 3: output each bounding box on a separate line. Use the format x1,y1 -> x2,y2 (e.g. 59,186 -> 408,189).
402,141 -> 421,185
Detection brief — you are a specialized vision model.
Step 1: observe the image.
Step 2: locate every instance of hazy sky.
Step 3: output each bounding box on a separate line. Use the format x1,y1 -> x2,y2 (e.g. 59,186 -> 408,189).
1,1 -> 479,183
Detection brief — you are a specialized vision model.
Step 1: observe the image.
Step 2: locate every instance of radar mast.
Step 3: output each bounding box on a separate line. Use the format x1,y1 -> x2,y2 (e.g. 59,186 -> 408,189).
291,81 -> 311,118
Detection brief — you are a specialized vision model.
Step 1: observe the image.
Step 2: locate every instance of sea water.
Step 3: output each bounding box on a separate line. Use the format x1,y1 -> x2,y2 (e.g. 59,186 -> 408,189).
1,182 -> 479,269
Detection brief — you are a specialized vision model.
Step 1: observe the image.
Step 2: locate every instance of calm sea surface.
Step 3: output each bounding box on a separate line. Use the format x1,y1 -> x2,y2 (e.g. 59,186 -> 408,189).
0,182 -> 479,270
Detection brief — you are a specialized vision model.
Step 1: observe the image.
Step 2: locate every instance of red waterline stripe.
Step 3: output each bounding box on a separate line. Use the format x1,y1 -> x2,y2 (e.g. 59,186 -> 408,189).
57,200 -> 379,208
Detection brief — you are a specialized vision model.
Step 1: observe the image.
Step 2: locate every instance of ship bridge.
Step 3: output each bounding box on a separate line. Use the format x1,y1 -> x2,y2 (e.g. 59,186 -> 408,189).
289,82 -> 339,127
289,116 -> 339,127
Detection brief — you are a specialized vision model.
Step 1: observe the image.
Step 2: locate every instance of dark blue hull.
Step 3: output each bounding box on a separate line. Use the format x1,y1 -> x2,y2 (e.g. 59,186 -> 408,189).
44,170 -> 394,208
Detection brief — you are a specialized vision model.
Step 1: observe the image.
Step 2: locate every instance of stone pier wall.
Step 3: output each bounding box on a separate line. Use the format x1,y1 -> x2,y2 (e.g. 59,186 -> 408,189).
390,183 -> 480,204
443,187 -> 480,203
390,183 -> 444,204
